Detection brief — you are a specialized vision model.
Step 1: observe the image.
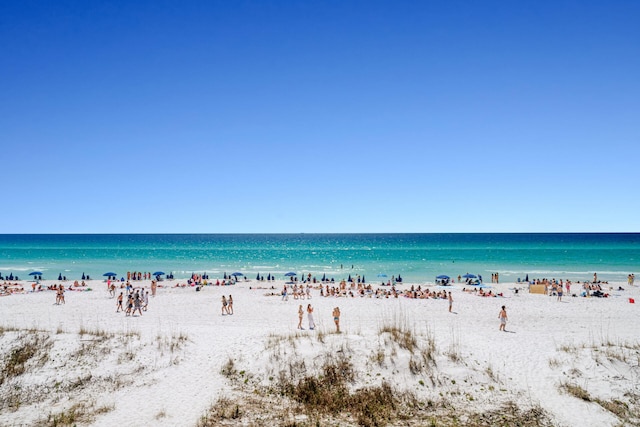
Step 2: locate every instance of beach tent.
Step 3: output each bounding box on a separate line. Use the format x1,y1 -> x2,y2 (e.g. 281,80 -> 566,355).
436,275 -> 451,285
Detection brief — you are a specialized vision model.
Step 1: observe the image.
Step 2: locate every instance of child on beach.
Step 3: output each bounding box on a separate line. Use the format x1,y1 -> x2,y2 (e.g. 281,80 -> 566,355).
498,305 -> 508,331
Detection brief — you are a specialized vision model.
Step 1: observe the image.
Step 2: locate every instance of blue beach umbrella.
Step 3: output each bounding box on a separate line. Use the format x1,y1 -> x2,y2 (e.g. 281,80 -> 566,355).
284,272 -> 297,277
153,271 -> 165,276
256,273 -> 261,280
436,275 -> 450,280
462,273 -> 477,279
29,271 -> 43,276
231,272 -> 244,277
103,272 -> 117,277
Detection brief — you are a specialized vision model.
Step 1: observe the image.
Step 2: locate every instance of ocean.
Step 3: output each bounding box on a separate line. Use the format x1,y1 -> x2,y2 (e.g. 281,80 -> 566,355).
0,234 -> 637,283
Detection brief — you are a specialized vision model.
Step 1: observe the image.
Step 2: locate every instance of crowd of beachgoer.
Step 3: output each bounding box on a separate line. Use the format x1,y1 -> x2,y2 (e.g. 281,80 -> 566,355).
115,286 -> 149,317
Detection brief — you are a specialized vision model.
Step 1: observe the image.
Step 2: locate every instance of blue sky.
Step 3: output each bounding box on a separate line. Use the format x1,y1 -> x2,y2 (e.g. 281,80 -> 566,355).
1,0 -> 639,233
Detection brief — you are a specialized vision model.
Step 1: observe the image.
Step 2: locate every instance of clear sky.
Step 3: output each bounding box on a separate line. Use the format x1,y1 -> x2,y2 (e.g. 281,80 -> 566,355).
1,0 -> 639,233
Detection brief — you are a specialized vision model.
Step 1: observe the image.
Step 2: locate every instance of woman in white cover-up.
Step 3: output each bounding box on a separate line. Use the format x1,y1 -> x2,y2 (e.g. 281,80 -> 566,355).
307,304 -> 315,330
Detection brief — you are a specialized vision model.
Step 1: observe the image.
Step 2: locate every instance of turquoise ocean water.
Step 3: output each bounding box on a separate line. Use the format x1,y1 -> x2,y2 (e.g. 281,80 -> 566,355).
0,234 -> 637,283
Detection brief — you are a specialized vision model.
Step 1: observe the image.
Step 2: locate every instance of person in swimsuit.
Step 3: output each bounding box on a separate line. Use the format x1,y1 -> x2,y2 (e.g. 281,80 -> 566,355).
332,307 -> 341,333
222,295 -> 228,315
448,292 -> 453,313
498,305 -> 508,331
227,295 -> 233,315
116,292 -> 124,312
125,295 -> 133,316
298,305 -> 304,329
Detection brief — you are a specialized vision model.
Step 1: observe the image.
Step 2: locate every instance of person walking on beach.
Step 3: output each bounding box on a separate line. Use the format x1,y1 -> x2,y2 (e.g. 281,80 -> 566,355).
125,295 -> 133,316
116,292 -> 124,312
498,305 -> 508,331
222,295 -> 228,315
227,295 -> 233,315
307,304 -> 315,330
448,292 -> 453,313
332,306 -> 341,333
298,304 -> 304,329
282,285 -> 288,301
133,292 -> 143,316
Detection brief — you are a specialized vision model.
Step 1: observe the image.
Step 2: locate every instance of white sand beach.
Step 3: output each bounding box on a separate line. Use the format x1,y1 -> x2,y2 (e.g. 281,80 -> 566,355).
1,278 -> 639,426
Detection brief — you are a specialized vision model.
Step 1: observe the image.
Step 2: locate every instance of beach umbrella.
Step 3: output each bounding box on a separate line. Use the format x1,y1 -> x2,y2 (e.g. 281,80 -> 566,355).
58,273 -> 63,280
525,274 -> 529,282
321,273 -> 326,281
256,273 -> 260,280
362,275 -> 365,283
153,271 -> 165,276
103,272 -> 117,277
267,273 -> 271,280
82,273 -> 86,280
462,273 -> 477,279
231,272 -> 244,277
284,272 -> 296,277
29,271 -> 43,276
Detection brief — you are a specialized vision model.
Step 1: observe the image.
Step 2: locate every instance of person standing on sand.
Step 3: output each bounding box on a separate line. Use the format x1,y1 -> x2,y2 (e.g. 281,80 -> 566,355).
498,305 -> 508,331
227,295 -> 233,315
133,292 -> 143,316
222,295 -> 228,315
307,304 -> 315,330
298,305 -> 304,329
332,307 -> 341,333
448,292 -> 453,312
125,295 -> 133,316
116,292 -> 124,312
